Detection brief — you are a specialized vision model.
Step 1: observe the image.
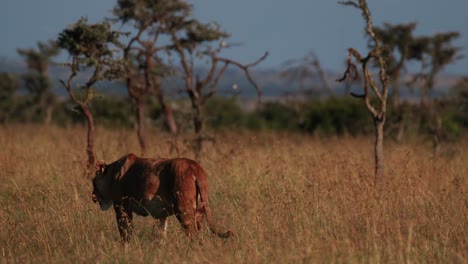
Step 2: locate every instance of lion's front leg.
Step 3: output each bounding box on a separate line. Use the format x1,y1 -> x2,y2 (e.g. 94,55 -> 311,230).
114,203 -> 133,243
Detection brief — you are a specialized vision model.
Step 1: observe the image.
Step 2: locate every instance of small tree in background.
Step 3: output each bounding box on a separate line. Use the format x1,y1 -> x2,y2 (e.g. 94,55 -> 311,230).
57,18 -> 124,173
338,0 -> 389,185
408,32 -> 462,153
162,1 -> 267,159
408,32 -> 461,105
17,40 -> 60,124
452,76 -> 468,131
453,76 -> 468,106
0,73 -> 20,123
113,0 -> 179,155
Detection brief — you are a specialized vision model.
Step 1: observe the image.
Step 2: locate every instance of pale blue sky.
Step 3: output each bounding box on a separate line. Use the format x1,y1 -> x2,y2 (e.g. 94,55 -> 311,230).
1,0 -> 467,74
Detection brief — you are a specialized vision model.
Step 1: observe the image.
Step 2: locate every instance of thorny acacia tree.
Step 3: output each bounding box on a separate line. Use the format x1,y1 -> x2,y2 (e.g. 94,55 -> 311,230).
163,1 -> 267,159
337,0 -> 389,184
57,18 -> 124,173
408,32 -> 462,153
17,40 -> 60,124
409,32 -> 461,105
112,0 -> 179,156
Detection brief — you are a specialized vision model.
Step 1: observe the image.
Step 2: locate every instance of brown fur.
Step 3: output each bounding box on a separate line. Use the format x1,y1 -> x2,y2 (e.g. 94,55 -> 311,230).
92,153 -> 233,242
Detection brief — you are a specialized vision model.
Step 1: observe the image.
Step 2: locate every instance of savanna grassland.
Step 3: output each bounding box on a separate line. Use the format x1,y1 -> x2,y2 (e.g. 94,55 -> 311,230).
0,125 -> 466,263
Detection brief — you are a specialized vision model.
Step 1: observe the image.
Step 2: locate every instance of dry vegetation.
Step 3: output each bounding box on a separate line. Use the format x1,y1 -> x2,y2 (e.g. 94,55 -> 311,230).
0,124 -> 466,263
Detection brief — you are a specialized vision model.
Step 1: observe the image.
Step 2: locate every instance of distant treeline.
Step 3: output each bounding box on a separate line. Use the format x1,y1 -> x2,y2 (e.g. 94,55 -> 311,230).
1,81 -> 467,141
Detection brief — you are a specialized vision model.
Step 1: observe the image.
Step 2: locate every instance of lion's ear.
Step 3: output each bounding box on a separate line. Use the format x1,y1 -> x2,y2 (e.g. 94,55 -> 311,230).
95,160 -> 107,174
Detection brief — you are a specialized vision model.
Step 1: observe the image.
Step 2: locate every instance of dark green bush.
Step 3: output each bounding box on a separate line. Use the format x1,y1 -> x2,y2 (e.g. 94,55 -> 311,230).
254,101 -> 301,131
302,98 -> 372,136
57,96 -> 134,128
90,96 -> 133,128
0,73 -> 21,123
204,96 -> 249,129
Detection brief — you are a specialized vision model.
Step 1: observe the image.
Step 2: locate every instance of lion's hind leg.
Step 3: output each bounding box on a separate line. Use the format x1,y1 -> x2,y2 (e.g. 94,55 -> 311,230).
174,190 -> 199,238
175,204 -> 198,238
152,217 -> 168,244
195,193 -> 205,232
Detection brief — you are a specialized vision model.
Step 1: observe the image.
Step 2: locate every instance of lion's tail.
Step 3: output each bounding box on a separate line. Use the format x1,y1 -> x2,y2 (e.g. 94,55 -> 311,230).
195,177 -> 233,239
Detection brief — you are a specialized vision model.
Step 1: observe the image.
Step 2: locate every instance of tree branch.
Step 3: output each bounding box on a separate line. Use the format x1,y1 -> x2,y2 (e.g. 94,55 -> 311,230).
170,30 -> 197,99
214,51 -> 269,101
83,63 -> 101,105
202,61 -> 229,103
336,48 -> 359,82
59,57 -> 80,104
338,1 -> 360,8
199,55 -> 219,94
362,60 -> 379,117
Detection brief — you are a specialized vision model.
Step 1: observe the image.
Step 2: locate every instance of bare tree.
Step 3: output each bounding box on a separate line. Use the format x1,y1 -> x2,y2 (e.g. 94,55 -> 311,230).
57,18 -> 124,174
172,41 -> 267,159
337,0 -> 389,184
160,2 -> 267,159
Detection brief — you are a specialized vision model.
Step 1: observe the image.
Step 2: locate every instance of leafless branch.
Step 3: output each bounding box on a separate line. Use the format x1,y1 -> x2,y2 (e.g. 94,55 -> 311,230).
338,1 -> 360,8
350,92 -> 365,98
367,68 -> 383,101
362,61 -> 378,117
203,62 -> 229,103
215,51 -> 269,101
199,55 -> 219,93
310,52 -> 334,97
336,48 -> 359,82
359,0 -> 389,102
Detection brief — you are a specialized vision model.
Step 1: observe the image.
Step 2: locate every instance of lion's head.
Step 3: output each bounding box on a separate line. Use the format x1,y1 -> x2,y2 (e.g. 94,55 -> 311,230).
92,160 -> 113,211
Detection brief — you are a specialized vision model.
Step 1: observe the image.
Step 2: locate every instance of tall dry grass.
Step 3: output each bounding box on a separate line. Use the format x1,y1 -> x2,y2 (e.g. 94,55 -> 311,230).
0,124 -> 466,263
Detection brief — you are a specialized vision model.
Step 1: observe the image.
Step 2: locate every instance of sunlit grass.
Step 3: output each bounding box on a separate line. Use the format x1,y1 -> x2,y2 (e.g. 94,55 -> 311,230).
0,124 -> 466,263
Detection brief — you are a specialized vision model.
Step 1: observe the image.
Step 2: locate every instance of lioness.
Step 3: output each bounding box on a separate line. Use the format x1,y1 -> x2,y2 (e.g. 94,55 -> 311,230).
92,153 -> 232,242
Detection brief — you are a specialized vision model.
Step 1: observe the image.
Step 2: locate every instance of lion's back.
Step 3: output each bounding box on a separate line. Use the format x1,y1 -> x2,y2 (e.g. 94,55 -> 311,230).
170,158 -> 207,182
154,158 -> 207,196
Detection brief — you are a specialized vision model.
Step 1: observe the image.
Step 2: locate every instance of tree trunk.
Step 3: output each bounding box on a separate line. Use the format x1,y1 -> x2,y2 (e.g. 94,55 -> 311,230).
163,105 -> 178,134
155,90 -> 178,134
391,74 -> 401,110
81,104 -> 96,175
44,105 -> 53,126
392,86 -> 401,113
135,99 -> 147,157
395,106 -> 405,143
193,102 -> 204,161
396,118 -> 405,143
374,116 -> 385,185
432,113 -> 442,155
